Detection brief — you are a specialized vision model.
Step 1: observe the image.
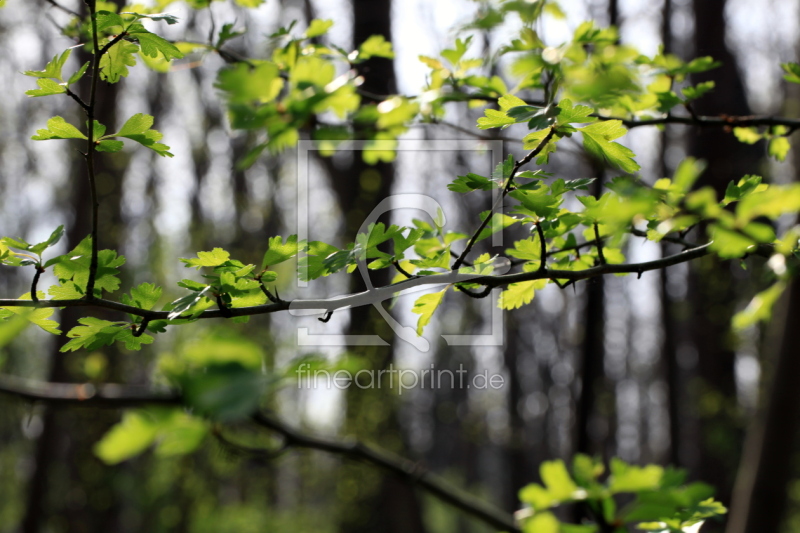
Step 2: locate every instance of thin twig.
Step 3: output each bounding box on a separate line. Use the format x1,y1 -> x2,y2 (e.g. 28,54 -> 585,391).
0,242 -> 736,320
30,267 -> 44,302
452,126 -> 557,270
535,222 -> 547,272
44,0 -> 81,17
593,223 -> 606,265
64,87 -> 90,112
0,374 -> 180,407
84,0 -> 101,300
251,412 -> 520,533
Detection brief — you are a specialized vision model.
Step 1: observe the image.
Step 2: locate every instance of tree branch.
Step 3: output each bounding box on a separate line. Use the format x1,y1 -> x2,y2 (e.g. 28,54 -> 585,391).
251,412 -> 520,533
0,374 -> 180,407
0,243 -> 721,319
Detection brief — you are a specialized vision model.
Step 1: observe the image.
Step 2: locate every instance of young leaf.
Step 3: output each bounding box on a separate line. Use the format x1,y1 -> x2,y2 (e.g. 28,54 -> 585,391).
498,279 -> 547,310
305,19 -> 334,38
579,121 -> 640,173
261,235 -> 300,268
448,173 -> 494,193
99,39 -> 138,83
23,48 -> 71,81
0,292 -> 61,334
31,116 -> 87,141
411,289 -> 446,335
25,78 -> 67,97
181,248 -> 231,269
358,35 -> 394,60
128,26 -> 185,61
94,410 -> 159,464
106,113 -> 173,157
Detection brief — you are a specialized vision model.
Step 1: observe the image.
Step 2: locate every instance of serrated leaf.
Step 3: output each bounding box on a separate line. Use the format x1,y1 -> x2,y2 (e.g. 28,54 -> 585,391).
181,248 -> 231,269
0,292 -> 61,334
541,460 -> 579,500
609,458 -> 663,493
261,235 -> 300,268
107,113 -> 173,156
411,289 -> 446,335
498,279 -> 547,310
358,35 -> 394,60
95,10 -> 124,32
769,137 -> 791,161
733,127 -> 762,144
448,173 -> 494,193
477,108 -> 515,129
67,61 -> 91,86
129,27 -> 184,61
32,116 -> 87,141
99,39 -> 138,83
25,78 -> 66,97
306,19 -> 333,38
121,282 -> 162,311
23,48 -> 71,81
556,99 -> 596,125
579,121 -> 640,173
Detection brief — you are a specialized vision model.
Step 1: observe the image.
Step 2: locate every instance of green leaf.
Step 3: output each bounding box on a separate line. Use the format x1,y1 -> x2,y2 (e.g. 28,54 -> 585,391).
555,99 -> 596,125
733,282 -> 786,331
49,236 -> 125,296
579,121 -> 640,173
107,113 -> 173,157
98,39 -> 138,83
121,282 -> 162,311
122,11 -> 181,25
261,235 -> 300,268
94,410 -> 159,464
129,27 -> 184,61
216,61 -> 282,104
0,292 -> 61,334
411,289 -> 446,335
498,279 -> 547,310
29,225 -> 64,256
540,460 -> 580,500
769,137 -> 791,162
95,10 -> 124,32
681,81 -> 715,100
306,19 -> 334,38
358,35 -> 394,60
181,363 -> 264,421
732,127 -> 762,144
181,247 -> 231,269
96,140 -> 124,152
609,458 -> 663,493
523,512 -> 560,533
71,62 -> 92,87
32,116 -> 87,141
477,108 -> 515,129
23,48 -> 71,81
448,173 -> 494,193
25,78 -> 67,97
782,62 -> 800,84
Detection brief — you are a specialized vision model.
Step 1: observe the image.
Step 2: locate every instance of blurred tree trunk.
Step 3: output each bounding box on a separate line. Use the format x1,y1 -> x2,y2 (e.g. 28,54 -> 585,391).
658,0 -> 683,468
688,0 -> 759,512
727,279 -> 800,533
22,2 -> 126,530
329,1 -> 426,532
